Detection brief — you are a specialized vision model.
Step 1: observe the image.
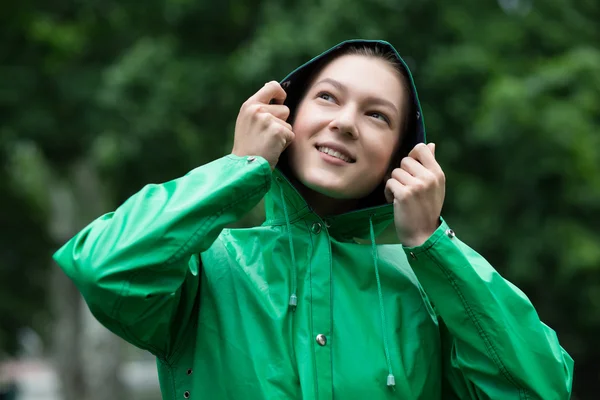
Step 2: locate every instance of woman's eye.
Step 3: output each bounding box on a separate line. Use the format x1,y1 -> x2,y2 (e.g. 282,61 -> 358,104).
369,112 -> 390,124
317,92 -> 335,102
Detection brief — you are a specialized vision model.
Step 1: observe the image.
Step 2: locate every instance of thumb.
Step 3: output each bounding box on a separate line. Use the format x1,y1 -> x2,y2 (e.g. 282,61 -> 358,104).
427,142 -> 436,156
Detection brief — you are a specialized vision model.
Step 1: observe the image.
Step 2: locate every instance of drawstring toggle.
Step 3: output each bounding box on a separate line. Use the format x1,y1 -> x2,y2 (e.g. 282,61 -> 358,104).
289,294 -> 298,308
387,374 -> 396,387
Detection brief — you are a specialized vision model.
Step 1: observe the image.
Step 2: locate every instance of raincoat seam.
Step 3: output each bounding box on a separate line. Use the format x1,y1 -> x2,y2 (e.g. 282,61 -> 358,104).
155,357 -> 177,396
264,207 -> 312,226
423,249 -> 530,398
111,173 -> 270,358
119,319 -> 165,358
327,209 -> 394,224
326,211 -> 394,238
164,182 -> 270,266
164,361 -> 177,399
404,223 -> 445,255
264,174 -> 311,226
166,288 -> 201,364
108,277 -> 168,358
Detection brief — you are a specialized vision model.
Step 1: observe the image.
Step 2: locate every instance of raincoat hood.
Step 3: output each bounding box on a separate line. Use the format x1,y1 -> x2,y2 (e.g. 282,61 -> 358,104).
267,39 -> 427,241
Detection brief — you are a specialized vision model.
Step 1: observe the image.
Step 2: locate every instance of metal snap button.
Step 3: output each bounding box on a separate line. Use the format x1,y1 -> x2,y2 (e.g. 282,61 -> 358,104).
187,369 -> 192,375
184,391 -> 190,398
311,222 -> 322,234
410,252 -> 417,260
247,156 -> 256,162
316,334 -> 327,346
446,229 -> 455,239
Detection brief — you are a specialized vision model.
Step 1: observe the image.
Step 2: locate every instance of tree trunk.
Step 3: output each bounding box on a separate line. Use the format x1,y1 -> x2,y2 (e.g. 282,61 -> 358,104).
48,160 -> 127,400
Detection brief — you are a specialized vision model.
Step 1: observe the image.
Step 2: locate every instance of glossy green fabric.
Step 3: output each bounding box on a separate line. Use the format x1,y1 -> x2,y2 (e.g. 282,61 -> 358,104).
54,153 -> 573,399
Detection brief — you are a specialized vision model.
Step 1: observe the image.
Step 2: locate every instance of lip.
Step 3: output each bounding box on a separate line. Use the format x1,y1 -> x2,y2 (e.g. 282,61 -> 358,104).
314,141 -> 356,163
317,150 -> 352,166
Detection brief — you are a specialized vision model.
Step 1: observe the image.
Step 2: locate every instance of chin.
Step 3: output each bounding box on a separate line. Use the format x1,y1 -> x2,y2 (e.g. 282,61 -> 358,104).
299,169 -> 364,200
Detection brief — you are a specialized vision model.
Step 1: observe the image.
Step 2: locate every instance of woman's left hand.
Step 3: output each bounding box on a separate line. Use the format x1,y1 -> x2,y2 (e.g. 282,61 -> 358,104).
384,142 -> 446,247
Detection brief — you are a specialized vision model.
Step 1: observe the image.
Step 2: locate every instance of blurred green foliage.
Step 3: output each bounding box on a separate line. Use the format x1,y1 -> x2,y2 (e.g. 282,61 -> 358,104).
1,0 -> 598,397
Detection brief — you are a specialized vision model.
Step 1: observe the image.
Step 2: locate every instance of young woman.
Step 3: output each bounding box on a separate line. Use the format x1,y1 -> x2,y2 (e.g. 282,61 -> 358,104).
54,40 -> 573,399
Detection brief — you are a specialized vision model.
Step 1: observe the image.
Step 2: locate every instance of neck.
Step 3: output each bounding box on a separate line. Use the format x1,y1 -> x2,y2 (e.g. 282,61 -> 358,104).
284,173 -> 359,217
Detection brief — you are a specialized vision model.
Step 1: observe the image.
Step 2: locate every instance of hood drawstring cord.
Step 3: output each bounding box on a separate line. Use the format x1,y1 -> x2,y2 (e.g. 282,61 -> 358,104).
280,183 -> 298,310
369,215 -> 396,388
279,180 -> 394,387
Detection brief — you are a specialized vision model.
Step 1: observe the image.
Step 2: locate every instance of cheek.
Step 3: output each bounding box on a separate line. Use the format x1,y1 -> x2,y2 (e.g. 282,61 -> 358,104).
291,105 -> 318,140
287,110 -> 316,167
291,120 -> 310,141
364,136 -> 399,175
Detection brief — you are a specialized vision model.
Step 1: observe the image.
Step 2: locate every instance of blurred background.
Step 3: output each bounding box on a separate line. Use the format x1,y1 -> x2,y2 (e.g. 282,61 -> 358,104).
1,0 -> 598,399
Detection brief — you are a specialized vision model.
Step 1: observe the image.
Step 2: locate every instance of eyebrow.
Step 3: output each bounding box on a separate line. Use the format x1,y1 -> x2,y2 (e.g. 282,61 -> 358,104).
313,78 -> 400,117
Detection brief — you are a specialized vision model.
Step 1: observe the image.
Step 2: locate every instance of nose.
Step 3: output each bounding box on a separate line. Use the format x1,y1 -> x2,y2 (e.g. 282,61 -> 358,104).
329,105 -> 359,139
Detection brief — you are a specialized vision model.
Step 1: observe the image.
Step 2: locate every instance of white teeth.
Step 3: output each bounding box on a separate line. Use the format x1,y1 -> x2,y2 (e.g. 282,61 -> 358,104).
317,146 -> 353,163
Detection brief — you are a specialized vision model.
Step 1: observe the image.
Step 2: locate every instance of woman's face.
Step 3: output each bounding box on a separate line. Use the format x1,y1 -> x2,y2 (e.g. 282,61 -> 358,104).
287,54 -> 407,200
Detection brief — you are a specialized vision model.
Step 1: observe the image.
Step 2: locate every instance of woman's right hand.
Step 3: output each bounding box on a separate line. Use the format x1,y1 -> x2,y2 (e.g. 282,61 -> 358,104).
232,81 -> 294,170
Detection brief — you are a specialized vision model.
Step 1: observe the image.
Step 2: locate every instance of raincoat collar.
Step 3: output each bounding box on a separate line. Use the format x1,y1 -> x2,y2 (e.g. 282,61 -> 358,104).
264,169 -> 395,241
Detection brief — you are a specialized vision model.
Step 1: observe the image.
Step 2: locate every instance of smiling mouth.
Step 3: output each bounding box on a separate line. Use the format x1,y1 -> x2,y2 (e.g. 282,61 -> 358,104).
316,146 -> 356,163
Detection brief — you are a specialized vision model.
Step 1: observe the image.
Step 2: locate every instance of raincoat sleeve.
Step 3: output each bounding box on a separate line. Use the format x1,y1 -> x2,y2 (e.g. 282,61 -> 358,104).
403,218 -> 574,400
53,155 -> 272,358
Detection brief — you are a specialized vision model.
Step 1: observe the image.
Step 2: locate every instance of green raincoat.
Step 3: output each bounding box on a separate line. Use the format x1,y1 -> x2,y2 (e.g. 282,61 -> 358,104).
54,40 -> 574,399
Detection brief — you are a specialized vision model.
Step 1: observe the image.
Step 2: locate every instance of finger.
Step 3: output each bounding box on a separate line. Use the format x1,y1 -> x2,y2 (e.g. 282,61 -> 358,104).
408,143 -> 444,177
391,168 -> 419,186
260,104 -> 290,121
267,117 -> 294,143
250,81 -> 287,105
408,143 -> 437,170
385,178 -> 409,203
269,114 -> 293,131
281,126 -> 295,150
427,142 -> 435,156
400,156 -> 430,178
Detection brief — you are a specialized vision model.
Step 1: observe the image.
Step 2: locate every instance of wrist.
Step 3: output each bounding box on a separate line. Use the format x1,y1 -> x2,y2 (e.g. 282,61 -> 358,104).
401,234 -> 431,248
400,218 -> 442,248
